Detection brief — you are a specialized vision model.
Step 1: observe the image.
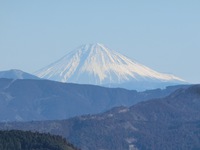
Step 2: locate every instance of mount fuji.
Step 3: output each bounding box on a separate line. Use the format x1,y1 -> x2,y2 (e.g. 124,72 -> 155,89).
35,43 -> 185,90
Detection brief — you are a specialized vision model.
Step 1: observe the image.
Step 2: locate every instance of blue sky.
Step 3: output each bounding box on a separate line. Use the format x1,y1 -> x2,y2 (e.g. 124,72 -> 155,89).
0,0 -> 200,83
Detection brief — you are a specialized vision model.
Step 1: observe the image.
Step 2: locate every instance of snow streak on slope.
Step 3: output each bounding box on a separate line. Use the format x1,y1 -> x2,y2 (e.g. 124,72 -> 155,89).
35,43 -> 184,86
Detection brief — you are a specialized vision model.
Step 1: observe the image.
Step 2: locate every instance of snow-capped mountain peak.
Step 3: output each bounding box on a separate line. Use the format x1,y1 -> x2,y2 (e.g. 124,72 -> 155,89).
35,43 -> 185,90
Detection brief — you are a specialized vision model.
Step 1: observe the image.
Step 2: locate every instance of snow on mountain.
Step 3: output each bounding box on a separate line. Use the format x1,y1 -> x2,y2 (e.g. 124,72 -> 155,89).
35,43 -> 185,90
0,69 -> 39,80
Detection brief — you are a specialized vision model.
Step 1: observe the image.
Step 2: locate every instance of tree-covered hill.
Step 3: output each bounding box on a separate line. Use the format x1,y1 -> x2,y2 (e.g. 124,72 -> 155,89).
0,130 -> 79,150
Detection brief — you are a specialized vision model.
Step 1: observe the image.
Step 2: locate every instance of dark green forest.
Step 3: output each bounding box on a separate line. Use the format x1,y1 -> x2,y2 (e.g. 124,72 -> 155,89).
0,130 -> 78,150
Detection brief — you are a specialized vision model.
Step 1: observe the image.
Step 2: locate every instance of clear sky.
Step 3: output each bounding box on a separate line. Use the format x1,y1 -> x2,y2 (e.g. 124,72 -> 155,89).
0,0 -> 200,83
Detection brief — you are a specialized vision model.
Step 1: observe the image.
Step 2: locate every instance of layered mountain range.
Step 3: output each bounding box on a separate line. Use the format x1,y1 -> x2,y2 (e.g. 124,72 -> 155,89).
35,43 -> 185,90
0,43 -> 194,150
0,43 -> 188,122
1,84 -> 199,150
0,78 -> 185,122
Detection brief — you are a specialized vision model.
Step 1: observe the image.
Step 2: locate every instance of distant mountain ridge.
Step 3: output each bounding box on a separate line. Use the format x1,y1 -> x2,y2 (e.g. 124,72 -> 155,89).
35,43 -> 185,90
0,78 -> 187,122
0,69 -> 39,80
